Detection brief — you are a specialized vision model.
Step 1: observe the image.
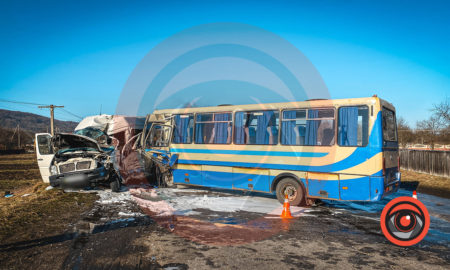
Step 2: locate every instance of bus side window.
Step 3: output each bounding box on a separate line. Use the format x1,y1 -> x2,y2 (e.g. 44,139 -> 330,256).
282,108 -> 334,146
173,114 -> 194,144
382,108 -> 397,142
281,110 -> 306,145
195,113 -> 232,144
306,109 -> 335,146
234,111 -> 279,145
338,106 -> 369,146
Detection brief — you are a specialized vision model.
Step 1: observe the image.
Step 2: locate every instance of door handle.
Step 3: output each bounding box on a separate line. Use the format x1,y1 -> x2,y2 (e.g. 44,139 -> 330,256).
38,159 -> 43,161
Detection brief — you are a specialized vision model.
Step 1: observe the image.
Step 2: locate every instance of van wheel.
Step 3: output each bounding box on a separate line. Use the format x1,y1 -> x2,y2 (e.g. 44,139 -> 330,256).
110,178 -> 120,192
163,173 -> 175,188
276,177 -> 305,206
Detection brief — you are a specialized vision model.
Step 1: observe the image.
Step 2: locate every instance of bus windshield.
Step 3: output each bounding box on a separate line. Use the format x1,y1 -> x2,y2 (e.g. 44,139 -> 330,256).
382,108 -> 397,142
147,124 -> 172,147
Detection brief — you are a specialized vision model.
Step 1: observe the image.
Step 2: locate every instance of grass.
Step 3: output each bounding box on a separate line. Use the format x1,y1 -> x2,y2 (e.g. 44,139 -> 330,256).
401,169 -> 450,199
0,154 -> 98,244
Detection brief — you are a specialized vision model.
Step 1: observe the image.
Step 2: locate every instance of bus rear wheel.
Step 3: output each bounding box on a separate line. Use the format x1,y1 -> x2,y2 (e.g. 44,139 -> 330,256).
276,178 -> 305,206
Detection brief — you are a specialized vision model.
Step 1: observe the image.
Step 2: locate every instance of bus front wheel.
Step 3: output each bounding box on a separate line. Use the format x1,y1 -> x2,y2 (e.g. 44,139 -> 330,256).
276,178 -> 305,206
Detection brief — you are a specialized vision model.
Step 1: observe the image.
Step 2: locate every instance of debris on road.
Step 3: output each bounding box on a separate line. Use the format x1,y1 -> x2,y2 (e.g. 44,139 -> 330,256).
71,188 -> 150,236
131,187 -> 315,219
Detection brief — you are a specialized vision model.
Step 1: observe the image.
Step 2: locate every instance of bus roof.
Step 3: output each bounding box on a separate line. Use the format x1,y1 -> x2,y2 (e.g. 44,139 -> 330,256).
151,96 -> 393,115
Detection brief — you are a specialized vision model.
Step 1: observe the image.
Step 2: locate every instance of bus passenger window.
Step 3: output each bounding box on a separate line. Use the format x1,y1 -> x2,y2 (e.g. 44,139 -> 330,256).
173,114 -> 194,143
195,113 -> 232,144
282,108 -> 335,146
281,110 -> 306,145
338,106 -> 369,146
234,111 -> 279,145
306,109 -> 335,146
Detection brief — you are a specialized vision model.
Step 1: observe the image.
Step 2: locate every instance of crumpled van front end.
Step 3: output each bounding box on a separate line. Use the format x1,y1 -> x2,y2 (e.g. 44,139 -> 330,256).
36,133 -> 121,192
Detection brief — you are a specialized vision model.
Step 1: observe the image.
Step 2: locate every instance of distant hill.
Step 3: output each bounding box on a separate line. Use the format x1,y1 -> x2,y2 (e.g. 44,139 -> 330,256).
0,109 -> 78,134
0,109 -> 78,149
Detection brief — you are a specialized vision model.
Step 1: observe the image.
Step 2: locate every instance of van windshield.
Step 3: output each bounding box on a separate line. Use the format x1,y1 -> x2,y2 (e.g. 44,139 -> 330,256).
382,108 -> 397,142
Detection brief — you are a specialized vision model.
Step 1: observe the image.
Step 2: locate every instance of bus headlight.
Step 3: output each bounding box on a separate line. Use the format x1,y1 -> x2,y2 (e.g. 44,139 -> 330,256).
50,165 -> 58,175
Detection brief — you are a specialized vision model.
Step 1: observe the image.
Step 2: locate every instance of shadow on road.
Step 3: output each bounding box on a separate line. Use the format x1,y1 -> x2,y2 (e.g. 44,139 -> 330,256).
0,216 -> 153,253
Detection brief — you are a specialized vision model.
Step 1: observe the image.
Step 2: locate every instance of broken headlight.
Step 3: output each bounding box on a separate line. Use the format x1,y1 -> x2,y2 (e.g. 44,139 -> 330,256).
50,165 -> 58,175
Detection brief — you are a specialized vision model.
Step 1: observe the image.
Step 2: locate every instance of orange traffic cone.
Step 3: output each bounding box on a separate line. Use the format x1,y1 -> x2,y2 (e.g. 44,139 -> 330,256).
412,190 -> 418,199
281,194 -> 293,219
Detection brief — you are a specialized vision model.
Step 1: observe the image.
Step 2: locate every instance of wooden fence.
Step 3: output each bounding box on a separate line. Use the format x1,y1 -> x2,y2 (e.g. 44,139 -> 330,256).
400,149 -> 450,177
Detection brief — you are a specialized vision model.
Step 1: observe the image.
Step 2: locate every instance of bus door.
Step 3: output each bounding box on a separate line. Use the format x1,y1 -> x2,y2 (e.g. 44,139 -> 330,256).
381,107 -> 401,192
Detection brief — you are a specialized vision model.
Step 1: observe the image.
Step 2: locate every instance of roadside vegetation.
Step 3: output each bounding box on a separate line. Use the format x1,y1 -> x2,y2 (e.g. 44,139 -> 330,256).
398,98 -> 450,148
401,169 -> 450,199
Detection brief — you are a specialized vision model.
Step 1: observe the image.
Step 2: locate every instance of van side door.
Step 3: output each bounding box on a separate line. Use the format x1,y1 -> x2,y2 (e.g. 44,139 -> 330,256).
35,133 -> 54,183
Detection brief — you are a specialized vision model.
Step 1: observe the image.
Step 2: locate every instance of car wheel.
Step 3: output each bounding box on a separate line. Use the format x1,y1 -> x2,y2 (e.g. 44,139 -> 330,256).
110,178 -> 120,192
276,177 -> 305,206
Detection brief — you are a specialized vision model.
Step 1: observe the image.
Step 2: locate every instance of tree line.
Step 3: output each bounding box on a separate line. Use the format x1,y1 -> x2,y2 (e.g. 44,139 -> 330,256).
398,98 -> 450,149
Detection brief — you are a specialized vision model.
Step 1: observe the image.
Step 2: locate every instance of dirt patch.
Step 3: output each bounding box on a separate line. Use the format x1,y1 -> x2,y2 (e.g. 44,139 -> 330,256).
0,182 -> 98,244
401,169 -> 450,199
0,154 -> 98,247
0,154 -> 41,190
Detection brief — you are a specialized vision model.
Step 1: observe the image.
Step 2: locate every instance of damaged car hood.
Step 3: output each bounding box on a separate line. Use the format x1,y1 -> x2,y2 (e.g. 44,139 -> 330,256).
52,133 -> 104,154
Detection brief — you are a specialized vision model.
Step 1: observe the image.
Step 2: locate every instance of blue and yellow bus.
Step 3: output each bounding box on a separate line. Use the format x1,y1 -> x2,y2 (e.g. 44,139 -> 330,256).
142,96 -> 400,205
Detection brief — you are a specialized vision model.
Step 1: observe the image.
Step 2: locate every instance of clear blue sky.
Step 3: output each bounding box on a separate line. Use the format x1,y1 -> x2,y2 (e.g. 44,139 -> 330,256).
1,0 -> 449,126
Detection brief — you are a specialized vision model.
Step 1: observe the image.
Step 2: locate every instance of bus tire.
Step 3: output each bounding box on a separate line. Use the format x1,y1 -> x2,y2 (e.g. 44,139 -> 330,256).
276,177 -> 305,206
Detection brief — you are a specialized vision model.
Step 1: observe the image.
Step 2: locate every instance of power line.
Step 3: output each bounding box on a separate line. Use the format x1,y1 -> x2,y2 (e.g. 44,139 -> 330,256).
54,110 -> 80,122
0,98 -> 83,121
60,108 -> 83,120
0,98 -> 47,106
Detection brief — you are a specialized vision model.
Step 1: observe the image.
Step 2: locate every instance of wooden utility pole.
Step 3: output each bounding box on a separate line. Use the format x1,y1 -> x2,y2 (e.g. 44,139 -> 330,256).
17,124 -> 20,148
10,124 -> 20,148
38,105 -> 64,136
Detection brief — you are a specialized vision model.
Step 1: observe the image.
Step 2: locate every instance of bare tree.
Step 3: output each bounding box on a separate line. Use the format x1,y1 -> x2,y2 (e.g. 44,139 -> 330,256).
416,116 -> 441,149
397,117 -> 414,148
430,98 -> 450,146
432,97 -> 450,128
